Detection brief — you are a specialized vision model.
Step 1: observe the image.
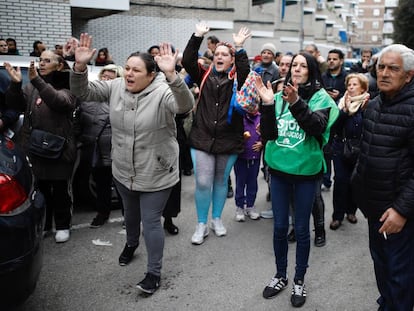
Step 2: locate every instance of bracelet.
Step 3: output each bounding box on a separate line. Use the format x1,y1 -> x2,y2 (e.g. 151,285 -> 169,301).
235,45 -> 243,48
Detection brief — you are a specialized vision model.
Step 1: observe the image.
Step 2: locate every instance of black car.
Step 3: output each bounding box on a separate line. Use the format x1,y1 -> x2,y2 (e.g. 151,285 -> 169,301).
0,134 -> 46,309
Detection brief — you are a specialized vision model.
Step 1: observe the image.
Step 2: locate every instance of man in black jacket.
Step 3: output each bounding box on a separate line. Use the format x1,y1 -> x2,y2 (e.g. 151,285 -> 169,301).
352,44 -> 414,311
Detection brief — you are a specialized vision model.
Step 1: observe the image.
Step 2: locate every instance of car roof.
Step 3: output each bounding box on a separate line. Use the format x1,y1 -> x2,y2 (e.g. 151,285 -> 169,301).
0,55 -> 100,85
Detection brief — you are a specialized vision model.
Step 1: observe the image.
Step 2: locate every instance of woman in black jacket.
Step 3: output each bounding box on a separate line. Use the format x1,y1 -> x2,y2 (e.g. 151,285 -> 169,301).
74,64 -> 124,228
4,50 -> 77,243
182,22 -> 251,245
329,73 -> 369,230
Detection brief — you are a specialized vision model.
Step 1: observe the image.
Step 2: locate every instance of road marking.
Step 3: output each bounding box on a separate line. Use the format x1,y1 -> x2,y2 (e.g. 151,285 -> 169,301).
71,216 -> 124,230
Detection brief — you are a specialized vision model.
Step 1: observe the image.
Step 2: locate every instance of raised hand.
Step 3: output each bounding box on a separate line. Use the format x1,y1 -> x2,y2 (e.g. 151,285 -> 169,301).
63,37 -> 78,57
75,33 -> 96,65
3,62 -> 22,83
282,80 -> 299,105
154,43 -> 178,82
195,21 -> 210,37
255,75 -> 274,103
233,27 -> 251,46
28,60 -> 38,81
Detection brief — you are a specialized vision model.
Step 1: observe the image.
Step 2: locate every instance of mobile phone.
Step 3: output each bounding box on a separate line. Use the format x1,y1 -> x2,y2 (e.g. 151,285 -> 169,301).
284,78 -> 292,87
325,86 -> 335,92
282,78 -> 292,96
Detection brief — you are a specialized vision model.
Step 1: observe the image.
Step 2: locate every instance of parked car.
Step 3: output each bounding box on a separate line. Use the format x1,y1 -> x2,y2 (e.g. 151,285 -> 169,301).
344,58 -> 359,72
0,134 -> 46,309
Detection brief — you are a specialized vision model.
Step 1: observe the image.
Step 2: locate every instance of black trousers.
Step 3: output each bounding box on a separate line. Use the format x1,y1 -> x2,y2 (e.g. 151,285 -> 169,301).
38,179 -> 72,230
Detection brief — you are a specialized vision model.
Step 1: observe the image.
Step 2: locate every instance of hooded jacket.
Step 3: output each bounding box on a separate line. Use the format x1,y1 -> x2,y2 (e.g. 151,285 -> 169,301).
182,34 -> 251,154
70,70 -> 194,192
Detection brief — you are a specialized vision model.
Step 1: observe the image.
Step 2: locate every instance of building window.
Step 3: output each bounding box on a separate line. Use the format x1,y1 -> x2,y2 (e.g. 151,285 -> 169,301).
372,21 -> 379,29
373,8 -> 380,16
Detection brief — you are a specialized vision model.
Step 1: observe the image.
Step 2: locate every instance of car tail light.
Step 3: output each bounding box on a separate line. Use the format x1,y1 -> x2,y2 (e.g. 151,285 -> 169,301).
0,173 -> 28,213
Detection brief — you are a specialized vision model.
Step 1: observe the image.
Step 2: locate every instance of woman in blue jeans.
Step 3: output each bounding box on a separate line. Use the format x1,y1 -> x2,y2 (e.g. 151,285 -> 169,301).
255,52 -> 339,308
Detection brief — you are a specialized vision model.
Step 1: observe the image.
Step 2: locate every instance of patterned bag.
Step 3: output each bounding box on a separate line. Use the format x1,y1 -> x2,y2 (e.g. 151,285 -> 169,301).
228,71 -> 261,123
235,71 -> 261,114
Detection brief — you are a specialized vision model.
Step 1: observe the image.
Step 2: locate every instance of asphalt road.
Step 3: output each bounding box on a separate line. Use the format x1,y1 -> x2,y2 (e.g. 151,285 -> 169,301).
17,172 -> 379,311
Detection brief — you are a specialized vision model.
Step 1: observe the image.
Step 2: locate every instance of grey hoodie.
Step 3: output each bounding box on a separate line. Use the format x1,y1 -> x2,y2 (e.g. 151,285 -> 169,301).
70,70 -> 194,191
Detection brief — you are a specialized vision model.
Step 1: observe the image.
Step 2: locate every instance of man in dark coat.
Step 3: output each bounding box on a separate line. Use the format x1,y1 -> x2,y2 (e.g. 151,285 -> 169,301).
352,44 -> 414,311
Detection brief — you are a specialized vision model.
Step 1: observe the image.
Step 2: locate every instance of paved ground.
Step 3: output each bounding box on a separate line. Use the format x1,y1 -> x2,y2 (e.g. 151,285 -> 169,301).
18,172 -> 379,311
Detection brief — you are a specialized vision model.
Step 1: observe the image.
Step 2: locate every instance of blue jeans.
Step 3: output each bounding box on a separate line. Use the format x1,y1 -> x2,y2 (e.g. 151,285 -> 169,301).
234,158 -> 260,208
270,174 -> 317,282
368,219 -> 414,311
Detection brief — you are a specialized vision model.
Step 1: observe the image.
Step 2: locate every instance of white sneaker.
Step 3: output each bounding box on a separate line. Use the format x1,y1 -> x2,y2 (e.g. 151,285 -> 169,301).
246,207 -> 260,220
210,218 -> 227,237
260,208 -> 274,219
55,229 -> 70,243
191,223 -> 209,245
321,184 -> 331,191
235,208 -> 245,222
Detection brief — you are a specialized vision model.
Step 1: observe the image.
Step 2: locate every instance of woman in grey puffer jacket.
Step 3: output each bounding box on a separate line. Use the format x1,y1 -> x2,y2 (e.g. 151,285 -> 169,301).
74,64 -> 124,228
70,34 -> 194,295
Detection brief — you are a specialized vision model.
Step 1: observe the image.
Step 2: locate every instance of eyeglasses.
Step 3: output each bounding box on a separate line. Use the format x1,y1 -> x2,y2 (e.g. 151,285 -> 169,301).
39,58 -> 54,63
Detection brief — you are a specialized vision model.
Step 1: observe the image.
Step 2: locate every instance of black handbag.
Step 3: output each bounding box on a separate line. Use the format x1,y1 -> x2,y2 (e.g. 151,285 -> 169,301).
342,137 -> 360,165
29,129 -> 66,159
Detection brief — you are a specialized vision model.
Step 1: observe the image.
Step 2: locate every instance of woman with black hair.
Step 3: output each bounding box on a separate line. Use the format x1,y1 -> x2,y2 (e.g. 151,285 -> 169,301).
70,34 -> 194,295
94,47 -> 114,66
256,52 -> 339,308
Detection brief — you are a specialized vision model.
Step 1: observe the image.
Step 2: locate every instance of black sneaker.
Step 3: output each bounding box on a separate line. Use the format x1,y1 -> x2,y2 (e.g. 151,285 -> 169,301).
118,243 -> 138,266
314,227 -> 326,247
263,276 -> 288,299
291,280 -> 307,307
136,273 -> 160,294
164,217 -> 179,235
227,186 -> 234,198
90,214 -> 109,228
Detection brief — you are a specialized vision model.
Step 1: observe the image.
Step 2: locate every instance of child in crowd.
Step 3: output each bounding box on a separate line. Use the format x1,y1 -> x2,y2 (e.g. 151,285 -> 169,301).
234,107 -> 263,221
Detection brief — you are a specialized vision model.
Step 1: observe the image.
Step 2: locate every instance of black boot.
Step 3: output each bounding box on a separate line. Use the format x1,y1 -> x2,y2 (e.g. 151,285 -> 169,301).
314,226 -> 326,247
119,243 -> 138,266
227,177 -> 234,198
164,217 -> 179,235
288,228 -> 296,243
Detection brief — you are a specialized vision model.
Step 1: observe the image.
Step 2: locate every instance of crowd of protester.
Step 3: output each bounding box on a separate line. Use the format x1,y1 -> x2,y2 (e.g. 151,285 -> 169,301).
1,29 -> 414,310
